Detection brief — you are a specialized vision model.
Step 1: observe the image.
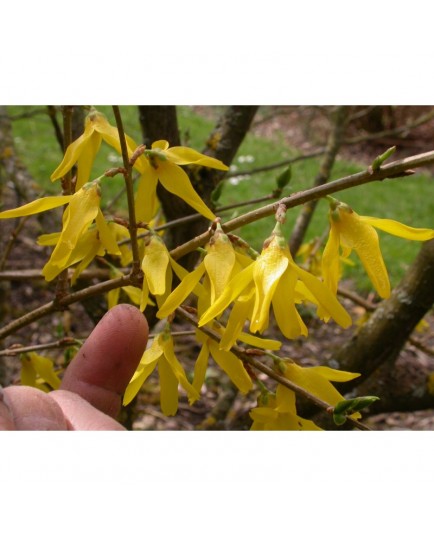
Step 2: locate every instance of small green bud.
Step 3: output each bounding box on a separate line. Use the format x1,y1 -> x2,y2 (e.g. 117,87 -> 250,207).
275,166 -> 292,190
211,181 -> 225,204
370,146 -> 396,173
333,396 -> 380,425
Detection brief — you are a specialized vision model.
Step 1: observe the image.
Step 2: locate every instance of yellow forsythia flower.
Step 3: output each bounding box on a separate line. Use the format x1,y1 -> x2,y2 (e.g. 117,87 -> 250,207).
250,386 -> 322,431
51,109 -> 144,190
41,182 -> 104,280
21,352 -> 61,392
322,199 -> 434,299
282,362 -> 360,409
140,234 -> 191,312
134,140 -> 228,223
198,222 -> 352,340
157,225 -> 245,319
0,181 -> 108,281
123,328 -> 199,416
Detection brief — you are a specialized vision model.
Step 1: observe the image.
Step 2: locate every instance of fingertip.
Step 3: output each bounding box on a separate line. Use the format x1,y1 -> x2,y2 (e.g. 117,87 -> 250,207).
61,304 -> 148,417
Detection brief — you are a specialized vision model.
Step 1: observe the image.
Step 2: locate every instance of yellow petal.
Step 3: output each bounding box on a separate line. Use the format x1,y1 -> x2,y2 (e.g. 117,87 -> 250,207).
321,220 -> 341,296
336,209 -> 390,298
292,262 -> 352,328
251,242 -> 289,333
69,237 -> 101,285
46,183 -> 100,270
219,296 -> 254,351
123,361 -> 158,405
157,262 -> 206,319
157,161 -> 216,221
283,363 -> 358,408
237,331 -> 282,351
0,195 -> 73,219
161,336 -> 200,404
249,407 -> 278,425
42,228 -> 99,282
359,216 -> 434,241
134,168 -> 159,223
165,146 -> 229,170
204,235 -> 236,303
142,336 -> 165,365
152,140 -> 170,151
108,287 -> 121,309
158,354 -> 180,416
142,236 -> 170,296
21,355 -> 37,388
272,266 -> 308,339
92,111 -> 146,174
122,285 -> 142,305
140,272 -> 150,312
209,339 -> 253,393
51,118 -> 96,181
309,366 -> 360,382
37,232 -> 61,246
275,384 -> 297,413
198,263 -> 255,326
27,352 -> 61,390
192,342 -> 210,393
75,132 -> 102,189
95,210 -> 121,255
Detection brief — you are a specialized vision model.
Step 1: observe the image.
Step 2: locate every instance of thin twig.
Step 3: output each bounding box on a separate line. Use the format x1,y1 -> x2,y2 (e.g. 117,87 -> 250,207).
54,106 -> 74,302
46,106 -> 64,152
0,216 -> 29,271
170,149 -> 434,260
0,275 -> 133,340
0,337 -> 81,357
112,106 -> 141,273
233,108 -> 434,179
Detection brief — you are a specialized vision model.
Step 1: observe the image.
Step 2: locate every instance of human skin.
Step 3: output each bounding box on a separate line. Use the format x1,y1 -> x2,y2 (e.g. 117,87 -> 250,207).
0,304 -> 148,430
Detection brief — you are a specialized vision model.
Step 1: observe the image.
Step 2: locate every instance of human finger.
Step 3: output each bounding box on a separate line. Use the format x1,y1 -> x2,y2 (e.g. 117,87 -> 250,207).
60,304 -> 148,417
49,390 -> 125,430
1,385 -> 68,430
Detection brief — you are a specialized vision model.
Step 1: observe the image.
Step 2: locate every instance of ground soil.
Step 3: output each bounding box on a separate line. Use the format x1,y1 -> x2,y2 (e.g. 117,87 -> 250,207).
1,106 -> 434,430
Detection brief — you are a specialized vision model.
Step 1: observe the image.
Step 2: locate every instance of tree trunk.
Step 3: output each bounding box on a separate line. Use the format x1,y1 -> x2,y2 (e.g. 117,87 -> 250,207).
333,239 -> 434,381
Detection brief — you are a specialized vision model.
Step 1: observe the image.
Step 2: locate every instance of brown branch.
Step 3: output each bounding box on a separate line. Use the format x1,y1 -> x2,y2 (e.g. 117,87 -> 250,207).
112,106 -> 140,273
227,148 -> 324,178
46,106 -> 64,152
55,106 -> 74,302
0,216 -> 29,271
0,337 -> 80,357
170,149 -> 434,260
0,275 -> 133,341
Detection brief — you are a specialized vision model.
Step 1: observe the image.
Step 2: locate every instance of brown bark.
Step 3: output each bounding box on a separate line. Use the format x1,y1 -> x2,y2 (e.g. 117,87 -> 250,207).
334,239 -> 434,380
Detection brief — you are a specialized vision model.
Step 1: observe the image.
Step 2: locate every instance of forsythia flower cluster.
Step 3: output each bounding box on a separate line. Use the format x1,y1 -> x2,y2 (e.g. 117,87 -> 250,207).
2,108 -> 434,430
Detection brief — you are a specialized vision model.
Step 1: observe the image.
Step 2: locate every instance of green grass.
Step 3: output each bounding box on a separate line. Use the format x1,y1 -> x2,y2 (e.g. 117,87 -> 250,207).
6,105 -> 434,294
